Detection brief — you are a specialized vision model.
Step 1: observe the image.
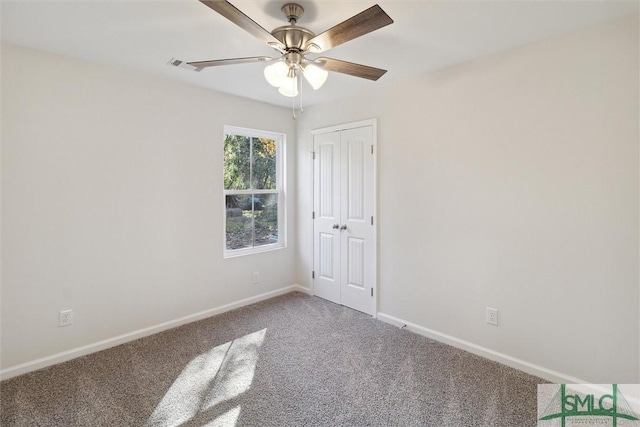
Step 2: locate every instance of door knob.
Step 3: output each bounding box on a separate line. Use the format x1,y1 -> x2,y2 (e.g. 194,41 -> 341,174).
332,224 -> 340,229
340,224 -> 347,230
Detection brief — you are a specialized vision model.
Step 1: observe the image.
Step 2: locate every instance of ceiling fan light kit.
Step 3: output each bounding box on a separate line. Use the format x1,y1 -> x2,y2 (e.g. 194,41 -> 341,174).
264,61 -> 290,88
278,77 -> 299,98
302,64 -> 328,90
172,0 -> 393,112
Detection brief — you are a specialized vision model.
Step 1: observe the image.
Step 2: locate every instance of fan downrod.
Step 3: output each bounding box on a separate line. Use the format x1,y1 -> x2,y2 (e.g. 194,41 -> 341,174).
281,3 -> 304,24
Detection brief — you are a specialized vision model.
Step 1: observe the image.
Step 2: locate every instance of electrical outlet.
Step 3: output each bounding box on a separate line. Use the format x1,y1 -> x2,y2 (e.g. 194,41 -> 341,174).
59,309 -> 73,327
486,307 -> 498,326
252,272 -> 260,284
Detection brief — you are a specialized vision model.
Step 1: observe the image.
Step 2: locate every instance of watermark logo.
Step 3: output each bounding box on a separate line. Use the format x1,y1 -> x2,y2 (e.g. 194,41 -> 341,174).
538,384 -> 640,427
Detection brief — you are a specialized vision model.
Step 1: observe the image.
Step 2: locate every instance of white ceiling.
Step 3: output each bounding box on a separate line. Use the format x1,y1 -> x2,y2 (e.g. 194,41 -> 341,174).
2,1 -> 638,108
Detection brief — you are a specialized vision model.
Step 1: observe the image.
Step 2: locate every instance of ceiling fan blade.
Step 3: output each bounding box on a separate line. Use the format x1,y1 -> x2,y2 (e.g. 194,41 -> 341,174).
305,5 -> 393,53
187,56 -> 274,69
316,57 -> 387,81
169,57 -> 274,72
199,1 -> 284,49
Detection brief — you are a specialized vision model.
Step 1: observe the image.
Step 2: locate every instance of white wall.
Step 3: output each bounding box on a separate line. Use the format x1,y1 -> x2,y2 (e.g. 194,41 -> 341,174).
296,15 -> 639,383
1,43 -> 297,370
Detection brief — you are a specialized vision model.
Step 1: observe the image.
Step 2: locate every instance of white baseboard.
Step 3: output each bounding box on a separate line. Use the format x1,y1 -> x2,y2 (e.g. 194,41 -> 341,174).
293,284 -> 312,295
1,284 -> 310,381
377,312 -> 588,384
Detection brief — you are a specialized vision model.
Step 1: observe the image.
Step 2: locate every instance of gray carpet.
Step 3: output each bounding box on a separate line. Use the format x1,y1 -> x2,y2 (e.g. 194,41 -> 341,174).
1,292 -> 545,426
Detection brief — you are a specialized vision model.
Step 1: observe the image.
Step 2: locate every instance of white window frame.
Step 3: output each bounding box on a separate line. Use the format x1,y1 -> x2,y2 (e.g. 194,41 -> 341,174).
223,125 -> 286,258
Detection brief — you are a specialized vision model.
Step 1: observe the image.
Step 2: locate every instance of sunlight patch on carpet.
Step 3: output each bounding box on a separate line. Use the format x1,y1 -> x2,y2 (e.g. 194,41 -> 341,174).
204,406 -> 241,427
145,329 -> 266,426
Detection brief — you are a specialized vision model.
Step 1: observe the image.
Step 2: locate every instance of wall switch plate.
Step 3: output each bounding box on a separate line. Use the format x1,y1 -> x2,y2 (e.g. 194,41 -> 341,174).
252,272 -> 260,284
59,309 -> 73,327
486,307 -> 498,326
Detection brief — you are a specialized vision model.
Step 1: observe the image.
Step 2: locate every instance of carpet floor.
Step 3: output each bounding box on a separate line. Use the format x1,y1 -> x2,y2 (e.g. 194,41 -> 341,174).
1,292 -> 545,426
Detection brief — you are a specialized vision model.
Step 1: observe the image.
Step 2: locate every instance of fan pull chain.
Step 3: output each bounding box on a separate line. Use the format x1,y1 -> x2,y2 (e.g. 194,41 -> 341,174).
291,68 -> 298,120
292,68 -> 304,120
299,72 -> 304,114
292,86 -> 296,120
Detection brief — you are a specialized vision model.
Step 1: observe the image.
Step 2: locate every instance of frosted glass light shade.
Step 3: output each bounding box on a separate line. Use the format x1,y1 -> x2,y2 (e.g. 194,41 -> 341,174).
264,62 -> 289,87
303,64 -> 328,90
278,76 -> 298,97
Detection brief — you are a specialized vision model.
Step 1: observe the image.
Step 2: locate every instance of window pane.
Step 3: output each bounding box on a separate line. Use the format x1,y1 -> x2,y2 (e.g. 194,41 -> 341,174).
252,138 -> 277,190
224,135 -> 251,190
226,195 -> 253,250
254,193 -> 278,247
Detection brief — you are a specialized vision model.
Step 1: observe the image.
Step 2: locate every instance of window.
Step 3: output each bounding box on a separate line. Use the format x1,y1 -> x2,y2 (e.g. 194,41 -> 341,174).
223,126 -> 285,256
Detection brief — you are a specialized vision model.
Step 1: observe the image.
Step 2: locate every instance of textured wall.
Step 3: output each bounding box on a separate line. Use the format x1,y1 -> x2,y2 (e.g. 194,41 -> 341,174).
1,43 -> 297,369
296,15 -> 639,383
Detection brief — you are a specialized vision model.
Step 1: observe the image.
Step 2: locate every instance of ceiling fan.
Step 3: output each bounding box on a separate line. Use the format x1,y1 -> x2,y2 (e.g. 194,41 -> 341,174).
170,0 -> 394,98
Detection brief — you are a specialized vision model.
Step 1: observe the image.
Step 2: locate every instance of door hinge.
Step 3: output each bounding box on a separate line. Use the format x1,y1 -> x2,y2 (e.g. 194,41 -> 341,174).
312,151 -> 316,160
371,145 -> 374,154
371,288 -> 373,297
312,211 -> 316,219
371,216 -> 374,225
312,271 -> 315,279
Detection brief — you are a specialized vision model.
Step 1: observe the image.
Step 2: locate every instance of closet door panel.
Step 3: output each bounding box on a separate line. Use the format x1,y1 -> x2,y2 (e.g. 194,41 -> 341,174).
340,126 -> 374,314
313,132 -> 341,304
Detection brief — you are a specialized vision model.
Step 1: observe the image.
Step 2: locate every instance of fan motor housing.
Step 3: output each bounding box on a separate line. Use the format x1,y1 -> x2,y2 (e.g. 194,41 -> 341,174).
271,25 -> 315,52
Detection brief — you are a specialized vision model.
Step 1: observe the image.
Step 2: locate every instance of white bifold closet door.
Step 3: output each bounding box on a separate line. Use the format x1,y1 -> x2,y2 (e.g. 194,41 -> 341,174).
313,123 -> 375,315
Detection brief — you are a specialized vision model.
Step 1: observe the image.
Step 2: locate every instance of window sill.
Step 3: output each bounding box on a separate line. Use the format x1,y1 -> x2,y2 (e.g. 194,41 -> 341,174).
224,243 -> 286,259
